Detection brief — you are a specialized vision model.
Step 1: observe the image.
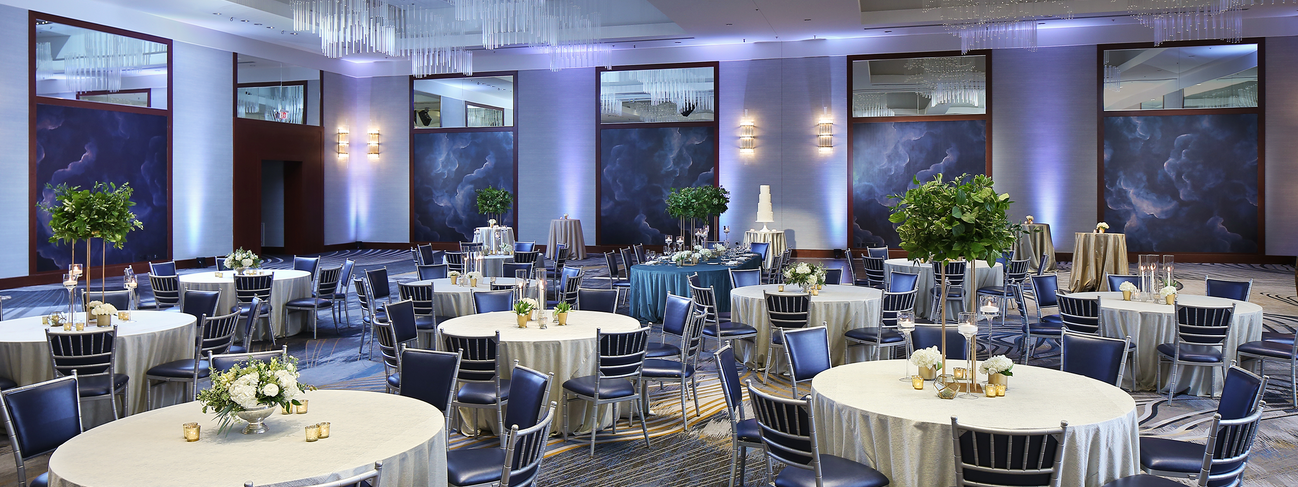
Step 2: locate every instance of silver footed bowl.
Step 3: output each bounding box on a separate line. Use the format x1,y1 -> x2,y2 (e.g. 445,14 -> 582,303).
235,405 -> 276,434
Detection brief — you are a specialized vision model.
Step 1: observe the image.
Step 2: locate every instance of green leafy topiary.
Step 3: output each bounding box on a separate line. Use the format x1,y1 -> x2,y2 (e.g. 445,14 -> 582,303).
888,173 -> 1018,267
475,186 -> 513,222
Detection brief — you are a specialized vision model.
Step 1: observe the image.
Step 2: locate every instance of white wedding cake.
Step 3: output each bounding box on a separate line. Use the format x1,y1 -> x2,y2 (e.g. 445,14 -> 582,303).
757,185 -> 774,232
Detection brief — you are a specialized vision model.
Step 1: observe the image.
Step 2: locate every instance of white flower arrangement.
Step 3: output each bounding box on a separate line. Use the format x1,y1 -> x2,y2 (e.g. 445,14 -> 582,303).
224,248 -> 263,271
467,271 -> 483,280
1118,281 -> 1137,293
1160,285 -> 1177,298
448,271 -> 461,280
671,251 -> 692,263
713,243 -> 726,253
910,346 -> 943,370
488,218 -> 497,226
1095,222 -> 1109,230
783,262 -> 826,288
91,302 -> 118,316
197,356 -> 312,433
1025,215 -> 1034,222
698,248 -> 715,260
979,355 -> 1014,376
515,298 -> 539,315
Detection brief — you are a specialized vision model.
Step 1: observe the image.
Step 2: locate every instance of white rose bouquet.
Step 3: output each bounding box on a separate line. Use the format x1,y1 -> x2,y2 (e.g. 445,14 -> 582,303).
979,355 -> 1014,377
224,248 -> 263,271
91,302 -> 118,316
671,251 -> 692,263
713,243 -> 727,253
783,262 -> 825,288
1118,281 -> 1137,293
448,271 -> 461,280
197,356 -> 313,433
910,346 -> 943,370
1095,222 -> 1109,230
467,271 -> 483,280
1160,285 -> 1177,298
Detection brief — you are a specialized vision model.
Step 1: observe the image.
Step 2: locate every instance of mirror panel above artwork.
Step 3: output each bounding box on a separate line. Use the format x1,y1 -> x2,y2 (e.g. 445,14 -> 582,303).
413,76 -> 515,128
599,66 -> 715,123
851,55 -> 986,117
34,18 -> 169,109
1103,44 -> 1258,111
236,54 -> 320,126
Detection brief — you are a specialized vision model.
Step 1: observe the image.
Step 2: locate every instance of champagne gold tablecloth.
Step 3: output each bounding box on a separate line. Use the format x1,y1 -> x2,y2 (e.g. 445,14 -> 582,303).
1070,232 -> 1129,292
1014,223 -> 1056,273
546,219 -> 586,260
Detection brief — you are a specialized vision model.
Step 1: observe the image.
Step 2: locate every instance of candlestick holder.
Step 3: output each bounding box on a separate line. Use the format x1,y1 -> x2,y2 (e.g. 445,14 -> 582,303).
897,311 -> 916,382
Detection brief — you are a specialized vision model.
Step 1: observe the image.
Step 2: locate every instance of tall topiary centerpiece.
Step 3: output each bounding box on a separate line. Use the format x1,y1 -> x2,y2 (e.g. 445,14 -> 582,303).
888,174 -> 1017,385
38,182 -> 143,315
666,185 -> 730,245
475,186 -> 513,225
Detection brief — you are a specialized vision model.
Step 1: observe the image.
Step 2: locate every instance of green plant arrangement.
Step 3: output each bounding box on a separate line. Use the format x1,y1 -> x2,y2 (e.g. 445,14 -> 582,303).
38,182 -> 144,302
475,186 -> 513,223
666,185 -> 730,241
197,356 -> 313,434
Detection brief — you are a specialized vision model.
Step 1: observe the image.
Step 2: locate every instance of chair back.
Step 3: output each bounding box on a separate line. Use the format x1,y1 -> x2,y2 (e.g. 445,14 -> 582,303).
688,283 -> 722,324
398,282 -> 436,317
553,245 -> 569,269
503,262 -> 533,276
398,348 -> 461,416
1197,403 -> 1266,487
932,260 -> 968,287
513,250 -> 540,264
620,247 -> 638,267
557,266 -> 584,304
354,277 -> 373,318
714,345 -> 747,425
315,266 -> 342,298
950,416 -> 1068,487
514,241 -> 536,252
417,243 -> 436,265
1174,303 -> 1235,347
1218,366 -> 1267,420
1106,274 -> 1140,293
633,244 -> 647,264
473,289 -> 516,314
889,270 -> 920,292
880,289 -> 919,327
234,274 -> 274,306
46,327 -> 117,378
0,375 -> 82,482
749,242 -> 770,262
823,268 -> 843,285
1057,293 -> 1100,335
604,252 -> 622,280
292,256 -> 320,276
336,259 -> 356,297
417,264 -> 450,280
215,256 -> 230,271
1005,259 -> 1030,285
661,294 -> 693,338
373,320 -> 398,370
429,250 -> 446,265
1060,331 -> 1128,387
1028,274 -> 1061,308
236,297 -> 264,351
502,364 -> 554,433
181,290 -> 222,320
461,242 -> 485,253
149,261 -> 177,276
764,292 -> 811,331
576,288 -> 618,313
729,268 -> 761,288
443,331 -> 503,385
197,311 -> 242,361
445,252 -> 467,273
912,325 -> 968,360
365,267 -> 391,301
866,246 -> 888,259
595,327 -> 650,380
384,300 -> 419,345
783,326 -> 831,387
210,346 -> 288,374
500,403 -> 557,487
83,289 -> 131,312
149,274 -> 181,309
1205,278 -> 1253,302
747,382 -> 820,476
863,256 -> 887,289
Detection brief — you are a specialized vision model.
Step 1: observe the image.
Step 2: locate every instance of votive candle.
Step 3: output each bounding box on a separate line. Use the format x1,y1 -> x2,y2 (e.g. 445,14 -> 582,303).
282,403 -> 294,415
75,322 -> 85,331
911,375 -> 924,390
984,383 -> 998,397
317,422 -> 330,438
183,422 -> 200,442
996,384 -> 1007,396
305,424 -> 320,442
953,367 -> 968,381
295,400 -> 309,414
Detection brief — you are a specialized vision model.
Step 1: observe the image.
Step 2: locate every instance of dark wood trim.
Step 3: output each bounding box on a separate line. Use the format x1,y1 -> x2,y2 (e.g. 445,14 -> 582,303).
29,11 -> 174,277
1102,107 -> 1259,117
410,126 -> 515,134
236,80 -> 309,89
232,118 -> 325,255
235,80 -> 309,125
75,88 -> 152,107
598,121 -> 717,129
845,51 -> 993,250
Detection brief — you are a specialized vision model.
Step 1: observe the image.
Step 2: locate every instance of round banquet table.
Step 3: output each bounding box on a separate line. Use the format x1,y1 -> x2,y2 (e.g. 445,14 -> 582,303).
473,225 -> 516,255
411,277 -> 518,318
1070,292 -> 1263,395
46,389 -> 447,487
437,310 -> 640,434
811,361 -> 1138,487
546,218 -> 587,260
178,269 -> 311,339
729,284 -> 882,367
0,311 -> 195,425
883,259 -> 1002,322
628,255 -> 762,323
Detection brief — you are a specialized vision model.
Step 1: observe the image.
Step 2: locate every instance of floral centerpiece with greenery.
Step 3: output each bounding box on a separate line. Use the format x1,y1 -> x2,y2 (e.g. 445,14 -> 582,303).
476,186 -> 513,224
224,248 -> 263,274
38,182 -> 144,306
197,356 -> 312,434
666,185 -> 730,244
979,355 -> 1014,377
87,300 -> 118,327
783,262 -> 826,289
911,346 -> 943,377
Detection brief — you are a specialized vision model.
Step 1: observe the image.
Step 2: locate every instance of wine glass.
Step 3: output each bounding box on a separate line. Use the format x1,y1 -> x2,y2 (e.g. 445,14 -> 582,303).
897,311 -> 916,381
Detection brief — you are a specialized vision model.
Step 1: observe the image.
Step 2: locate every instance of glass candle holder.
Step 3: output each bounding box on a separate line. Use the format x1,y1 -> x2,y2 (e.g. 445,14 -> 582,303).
305,424 -> 320,442
42,315 -> 49,325
996,384 -> 1007,396
295,400 -> 309,414
985,383 -> 998,398
75,322 -> 85,331
183,422 -> 200,442
317,422 -> 330,438
911,375 -> 925,390
953,367 -> 968,381
777,284 -> 785,292
282,403 -> 294,415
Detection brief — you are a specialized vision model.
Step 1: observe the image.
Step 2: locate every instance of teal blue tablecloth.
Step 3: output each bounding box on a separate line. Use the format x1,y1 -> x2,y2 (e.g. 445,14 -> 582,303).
629,255 -> 762,323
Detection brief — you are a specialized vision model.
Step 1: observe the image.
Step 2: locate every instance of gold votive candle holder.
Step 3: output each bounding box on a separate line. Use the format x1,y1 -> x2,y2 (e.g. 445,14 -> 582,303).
317,422 -> 330,438
282,403 -> 294,415
295,400 -> 309,414
984,383 -> 998,398
183,422 -> 200,442
214,271 -> 223,278
953,367 -> 968,381
305,424 -> 320,442
117,311 -> 129,321
41,315 -> 49,325
995,384 -> 1007,396
778,284 -> 785,292
911,375 -> 925,390
75,321 -> 85,331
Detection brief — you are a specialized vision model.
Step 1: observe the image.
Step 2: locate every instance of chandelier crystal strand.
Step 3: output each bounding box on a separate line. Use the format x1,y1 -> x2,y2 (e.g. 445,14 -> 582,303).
1126,0 -> 1253,45
924,0 -> 1066,53
63,31 -> 154,93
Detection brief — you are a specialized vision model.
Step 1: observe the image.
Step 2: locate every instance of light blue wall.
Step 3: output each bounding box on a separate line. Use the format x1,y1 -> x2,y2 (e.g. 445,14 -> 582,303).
1265,36 -> 1298,255
516,68 -> 597,245
172,41 -> 233,260
0,5 -> 27,278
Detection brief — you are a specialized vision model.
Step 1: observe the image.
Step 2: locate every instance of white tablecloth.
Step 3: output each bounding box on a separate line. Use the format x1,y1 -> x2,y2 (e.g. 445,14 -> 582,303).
412,277 -> 519,318
744,230 -> 786,268
179,269 -> 312,338
729,284 -> 882,366
883,259 -> 1002,322
546,219 -> 587,260
811,361 -> 1138,487
1070,292 -> 1264,395
0,311 -> 195,424
437,310 -> 640,434
473,226 -> 516,255
47,389 -> 446,487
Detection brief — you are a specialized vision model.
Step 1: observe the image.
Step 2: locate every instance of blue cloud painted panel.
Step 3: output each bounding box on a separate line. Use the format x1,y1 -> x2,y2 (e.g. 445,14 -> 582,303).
34,104 -> 169,272
412,130 -> 515,242
851,120 -> 987,248
599,126 -> 716,246
1103,114 -> 1258,253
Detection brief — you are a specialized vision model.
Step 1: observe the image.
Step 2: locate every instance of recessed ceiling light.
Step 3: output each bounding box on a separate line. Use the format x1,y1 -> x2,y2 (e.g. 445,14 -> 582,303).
726,23 -> 733,26
212,12 -> 221,15
885,30 -> 892,33
254,23 -> 262,26
1039,22 -> 1045,24
804,18 -> 811,21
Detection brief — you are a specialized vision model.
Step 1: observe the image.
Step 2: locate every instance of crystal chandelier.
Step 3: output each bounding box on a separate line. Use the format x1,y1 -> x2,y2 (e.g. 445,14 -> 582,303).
62,31 -> 158,93
851,93 -> 895,117
907,57 -> 986,108
1125,0 -> 1245,45
922,0 -> 1070,53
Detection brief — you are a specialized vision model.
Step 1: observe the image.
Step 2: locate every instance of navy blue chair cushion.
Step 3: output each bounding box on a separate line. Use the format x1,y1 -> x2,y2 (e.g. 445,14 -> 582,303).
227,344 -> 249,354
1101,474 -> 1184,487
285,297 -> 332,309
147,359 -> 211,379
844,327 -> 905,344
1139,437 -> 1206,473
1024,321 -> 1065,335
386,373 -> 400,389
1237,340 -> 1293,359
646,342 -> 681,358
562,376 -> 636,399
640,359 -> 695,378
446,448 -> 506,486
773,454 -> 890,487
702,321 -> 758,338
0,376 -> 15,390
735,418 -> 761,443
30,472 -> 49,487
1261,332 -> 1295,345
456,381 -> 511,404
1155,343 -> 1224,363
77,374 -> 129,397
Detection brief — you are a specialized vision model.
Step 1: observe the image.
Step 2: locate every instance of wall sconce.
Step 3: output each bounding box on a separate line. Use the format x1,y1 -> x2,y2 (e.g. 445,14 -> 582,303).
739,109 -> 755,154
336,129 -> 348,155
817,107 -> 833,153
367,130 -> 380,155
